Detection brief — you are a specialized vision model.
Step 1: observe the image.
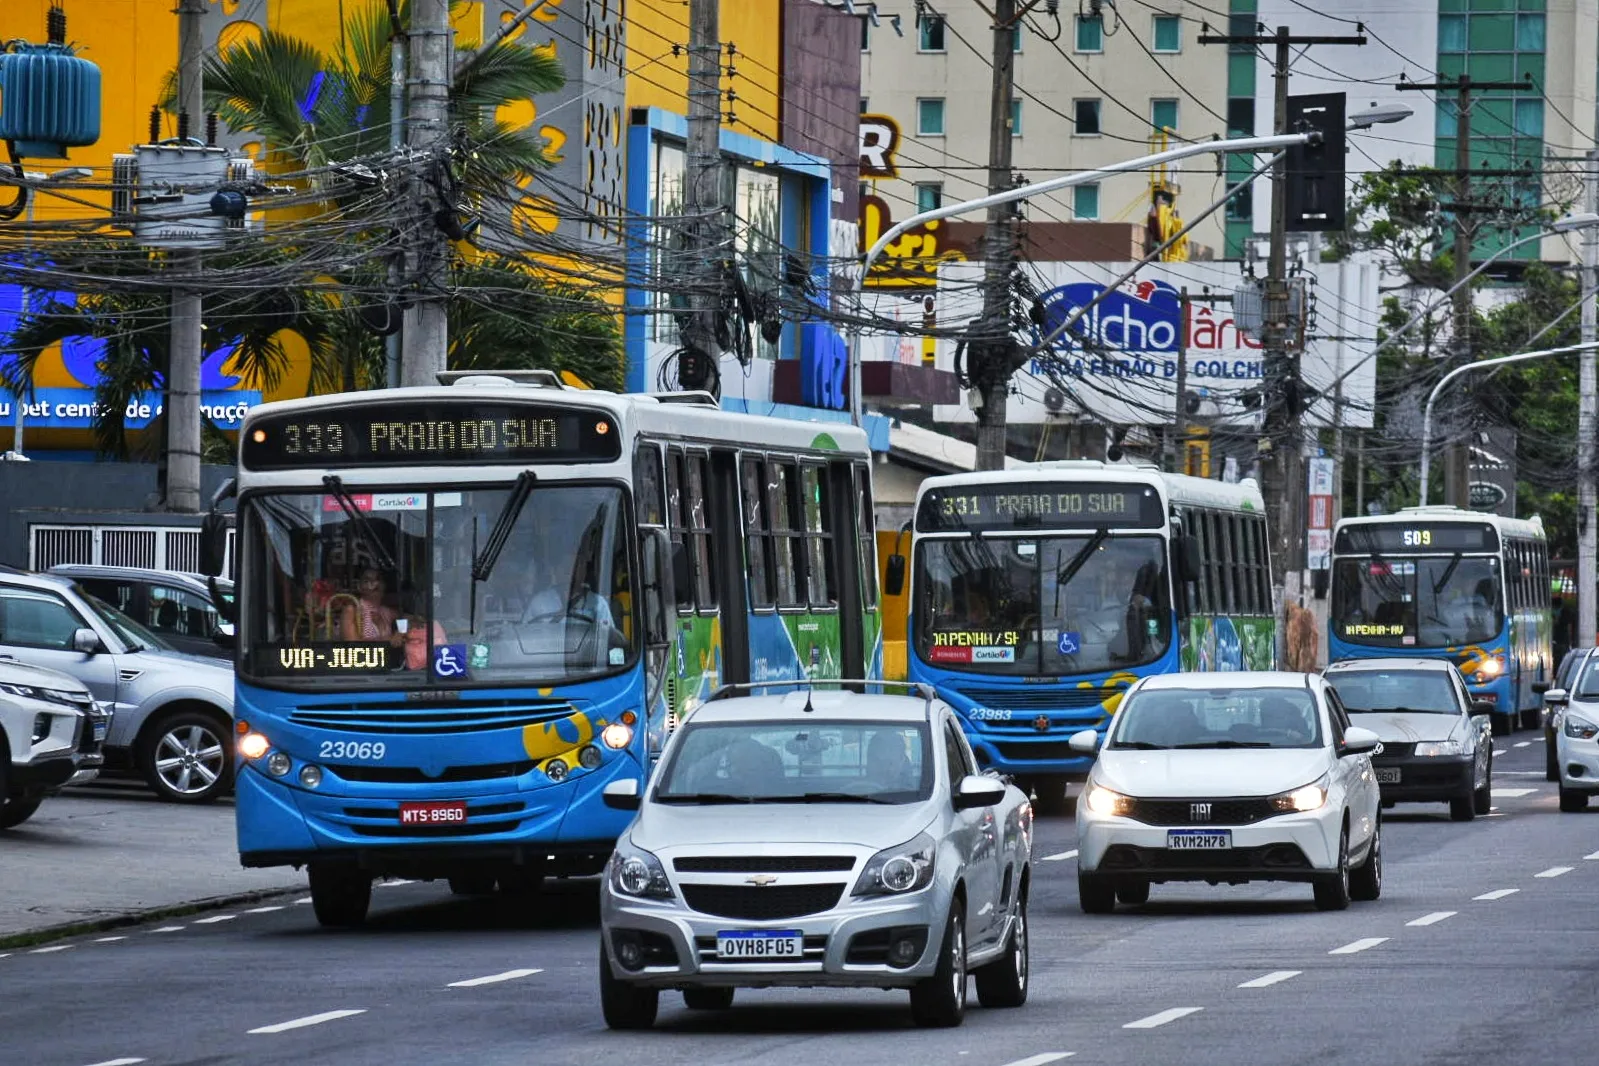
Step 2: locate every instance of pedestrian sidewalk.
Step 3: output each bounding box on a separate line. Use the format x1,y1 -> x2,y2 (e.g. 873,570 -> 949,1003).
0,784 -> 305,944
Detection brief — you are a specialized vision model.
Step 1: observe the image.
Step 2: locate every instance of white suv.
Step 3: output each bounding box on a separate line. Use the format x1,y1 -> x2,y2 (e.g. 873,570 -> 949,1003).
0,660 -> 97,828
1071,672 -> 1383,912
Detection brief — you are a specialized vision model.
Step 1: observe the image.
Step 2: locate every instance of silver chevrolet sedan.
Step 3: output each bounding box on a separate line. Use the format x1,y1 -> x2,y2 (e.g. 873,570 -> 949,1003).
597,682 -> 1034,1029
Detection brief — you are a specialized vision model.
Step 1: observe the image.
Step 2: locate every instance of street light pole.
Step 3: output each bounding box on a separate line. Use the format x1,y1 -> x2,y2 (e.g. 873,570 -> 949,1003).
1418,341 -> 1599,502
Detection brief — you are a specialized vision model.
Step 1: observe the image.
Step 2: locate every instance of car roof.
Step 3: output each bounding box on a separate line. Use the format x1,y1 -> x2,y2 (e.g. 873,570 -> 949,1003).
1132,671 -> 1320,692
0,569 -> 78,594
685,689 -> 937,724
49,564 -> 208,584
1325,657 -> 1458,673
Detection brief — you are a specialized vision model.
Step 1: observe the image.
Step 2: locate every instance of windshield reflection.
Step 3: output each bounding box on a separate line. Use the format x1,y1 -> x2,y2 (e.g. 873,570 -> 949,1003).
241,485 -> 635,686
1109,688 -> 1323,749
80,590 -> 164,652
653,721 -> 933,804
914,535 -> 1170,675
1326,670 -> 1460,714
1333,556 -> 1502,648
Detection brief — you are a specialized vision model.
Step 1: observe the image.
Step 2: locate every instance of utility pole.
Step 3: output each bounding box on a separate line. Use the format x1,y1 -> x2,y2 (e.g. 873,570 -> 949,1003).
400,0 -> 451,386
1397,73 -> 1528,505
676,0 -> 725,392
386,0 -> 406,389
1199,23 -> 1364,645
1173,288 -> 1189,473
167,0 -> 207,513
1579,148 -> 1598,650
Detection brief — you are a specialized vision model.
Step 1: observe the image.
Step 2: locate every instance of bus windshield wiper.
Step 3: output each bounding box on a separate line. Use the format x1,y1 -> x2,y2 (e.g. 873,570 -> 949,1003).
322,476 -> 397,572
1056,528 -> 1110,590
1432,551 -> 1464,596
471,471 -> 536,583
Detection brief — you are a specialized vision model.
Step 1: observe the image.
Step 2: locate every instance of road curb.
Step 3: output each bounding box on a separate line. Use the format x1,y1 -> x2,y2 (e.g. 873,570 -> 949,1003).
0,884 -> 304,950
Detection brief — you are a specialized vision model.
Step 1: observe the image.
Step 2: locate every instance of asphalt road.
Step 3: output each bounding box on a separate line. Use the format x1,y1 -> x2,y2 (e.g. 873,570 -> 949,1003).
3,738 -> 1596,1066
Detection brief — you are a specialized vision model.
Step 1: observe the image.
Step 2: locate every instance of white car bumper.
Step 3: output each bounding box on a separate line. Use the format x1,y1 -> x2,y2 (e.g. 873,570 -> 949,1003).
1077,806 -> 1343,883
1557,730 -> 1599,794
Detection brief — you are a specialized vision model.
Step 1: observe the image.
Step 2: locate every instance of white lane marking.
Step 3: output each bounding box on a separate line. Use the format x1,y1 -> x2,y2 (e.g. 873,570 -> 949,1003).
93,937 -> 127,943
30,945 -> 71,954
1514,741 -> 1532,748
149,926 -> 184,933
1042,850 -> 1079,862
192,915 -> 236,924
0,953 -> 9,959
294,897 -> 313,905
1485,812 -> 1508,818
377,878 -> 416,888
1493,749 -> 1507,757
248,1009 -> 366,1035
243,906 -> 285,914
447,968 -> 545,987
1407,911 -> 1457,927
82,1059 -> 147,1066
998,1054 -> 1074,1066
1492,788 -> 1538,798
1535,866 -> 1573,879
1329,937 -> 1388,955
1584,851 -> 1599,860
1475,888 -> 1519,901
1124,1007 -> 1203,1029
1237,970 -> 1301,988
1496,770 -> 1548,776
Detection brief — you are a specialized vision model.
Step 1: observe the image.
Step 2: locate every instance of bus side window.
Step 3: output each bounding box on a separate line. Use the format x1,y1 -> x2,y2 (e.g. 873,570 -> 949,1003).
854,463 -> 879,610
634,443 -> 664,527
801,463 -> 837,609
666,449 -> 693,613
1255,518 -> 1271,614
1193,510 -> 1212,615
742,456 -> 774,609
686,453 -> 718,611
768,459 -> 804,608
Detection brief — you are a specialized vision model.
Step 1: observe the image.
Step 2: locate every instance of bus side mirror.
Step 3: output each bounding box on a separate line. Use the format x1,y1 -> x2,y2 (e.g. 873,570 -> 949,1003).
198,512 -> 228,578
208,576 -> 237,626
884,554 -> 906,598
1177,534 -> 1202,584
641,530 -> 674,647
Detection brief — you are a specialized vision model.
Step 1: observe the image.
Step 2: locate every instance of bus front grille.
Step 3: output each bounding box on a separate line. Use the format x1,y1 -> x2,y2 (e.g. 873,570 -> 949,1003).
289,699 -> 579,734
954,686 -> 1113,712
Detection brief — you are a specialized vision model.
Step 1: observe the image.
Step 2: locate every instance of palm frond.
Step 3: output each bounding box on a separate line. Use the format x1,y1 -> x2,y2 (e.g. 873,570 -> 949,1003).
452,38 -> 565,116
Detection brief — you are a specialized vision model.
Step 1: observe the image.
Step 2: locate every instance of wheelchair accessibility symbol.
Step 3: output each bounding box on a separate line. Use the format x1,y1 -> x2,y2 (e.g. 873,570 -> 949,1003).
1057,631 -> 1082,655
433,643 -> 468,678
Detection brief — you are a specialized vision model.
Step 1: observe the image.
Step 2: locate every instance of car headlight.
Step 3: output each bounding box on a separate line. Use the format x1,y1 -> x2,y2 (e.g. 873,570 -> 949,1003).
1415,738 -> 1465,757
1270,774 -> 1329,813
1083,781 -> 1136,817
608,840 -> 673,900
0,682 -> 87,708
854,832 -> 936,897
1565,713 -> 1599,741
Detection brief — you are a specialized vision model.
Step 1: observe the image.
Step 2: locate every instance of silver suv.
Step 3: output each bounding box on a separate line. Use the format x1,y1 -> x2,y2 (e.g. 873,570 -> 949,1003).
0,659 -> 98,828
0,569 -> 235,803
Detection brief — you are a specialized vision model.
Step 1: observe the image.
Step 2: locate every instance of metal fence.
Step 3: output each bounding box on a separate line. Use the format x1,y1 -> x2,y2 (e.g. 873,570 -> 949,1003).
28,523 -> 234,575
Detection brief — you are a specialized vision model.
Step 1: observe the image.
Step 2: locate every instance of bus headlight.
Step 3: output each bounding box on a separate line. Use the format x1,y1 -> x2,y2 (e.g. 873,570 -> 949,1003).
545,758 -> 569,782
601,723 -> 633,749
266,752 -> 292,777
579,745 -> 603,770
1474,658 -> 1504,683
239,733 -> 269,760
298,764 -> 323,789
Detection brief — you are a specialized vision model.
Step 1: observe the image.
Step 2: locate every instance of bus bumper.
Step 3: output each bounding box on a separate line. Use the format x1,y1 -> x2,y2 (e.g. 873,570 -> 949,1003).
964,736 -> 1096,779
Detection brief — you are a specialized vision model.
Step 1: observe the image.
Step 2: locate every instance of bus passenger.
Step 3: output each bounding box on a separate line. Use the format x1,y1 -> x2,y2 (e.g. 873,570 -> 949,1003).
341,568 -> 399,643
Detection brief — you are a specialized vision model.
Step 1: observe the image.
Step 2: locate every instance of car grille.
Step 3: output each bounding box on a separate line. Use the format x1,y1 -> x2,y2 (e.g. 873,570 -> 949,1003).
330,761 -> 536,783
289,698 -> 578,735
1101,843 -> 1311,871
1125,797 -> 1278,826
674,856 -> 856,873
680,883 -> 845,920
1373,742 -> 1414,759
695,935 -> 827,964
992,741 -> 1084,761
954,686 -> 1111,711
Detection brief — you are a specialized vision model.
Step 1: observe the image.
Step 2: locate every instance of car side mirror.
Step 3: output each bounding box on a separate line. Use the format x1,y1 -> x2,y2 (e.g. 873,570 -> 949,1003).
1341,725 -> 1381,756
212,624 -> 237,651
641,529 -> 674,648
1545,688 -> 1569,706
1471,699 -> 1496,717
71,628 -> 105,656
602,778 -> 642,811
1068,728 -> 1101,755
953,773 -> 1006,811
883,554 -> 906,598
208,576 -> 237,626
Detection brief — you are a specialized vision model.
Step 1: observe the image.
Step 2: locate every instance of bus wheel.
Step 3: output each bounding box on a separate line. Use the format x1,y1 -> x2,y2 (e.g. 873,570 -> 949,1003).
1519,707 -> 1540,731
1030,778 -> 1073,817
308,862 -> 371,928
1491,714 -> 1515,737
448,872 -> 497,896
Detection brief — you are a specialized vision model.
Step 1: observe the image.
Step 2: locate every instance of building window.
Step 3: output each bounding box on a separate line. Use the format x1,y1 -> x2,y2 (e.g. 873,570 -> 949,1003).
918,13 -> 945,52
1514,98 -> 1544,137
1010,98 -> 1023,136
1516,13 -> 1545,51
1074,183 -> 1100,221
1436,99 -> 1457,138
1226,12 -> 1254,53
1153,15 -> 1181,52
1076,15 -> 1103,53
1226,98 -> 1254,136
915,183 -> 942,213
1438,14 -> 1466,52
1152,98 -> 1179,134
861,16 -> 870,52
860,97 -> 869,114
1073,98 -> 1102,135
917,97 -> 945,136
1013,26 -> 1023,52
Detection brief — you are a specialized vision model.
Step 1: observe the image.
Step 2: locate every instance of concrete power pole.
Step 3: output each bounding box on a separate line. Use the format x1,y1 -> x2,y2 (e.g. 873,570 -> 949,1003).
167,0 -> 207,513
400,0 -> 451,386
1579,149 -> 1598,650
677,0 -> 724,392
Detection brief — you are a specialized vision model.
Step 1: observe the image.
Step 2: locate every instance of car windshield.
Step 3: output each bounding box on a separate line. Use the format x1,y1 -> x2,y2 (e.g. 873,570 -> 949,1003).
1326,669 -> 1459,714
1332,555 -> 1502,648
914,534 -> 1170,675
653,720 -> 933,805
1109,687 -> 1323,749
1572,659 -> 1599,700
240,484 -> 635,688
78,590 -> 167,652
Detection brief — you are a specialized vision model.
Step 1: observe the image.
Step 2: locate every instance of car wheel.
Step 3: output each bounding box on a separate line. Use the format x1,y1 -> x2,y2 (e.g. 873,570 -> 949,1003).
308,861 -> 372,928
1559,786 -> 1589,813
448,873 -> 497,896
1546,736 -> 1559,782
1473,754 -> 1493,815
599,938 -> 659,1029
682,987 -> 735,1010
1077,869 -> 1117,914
1313,828 -> 1351,911
1350,818 -> 1382,902
1449,790 -> 1476,821
910,901 -> 967,1028
0,795 -> 43,829
140,710 -> 231,803
975,891 -> 1028,1008
1115,879 -> 1150,906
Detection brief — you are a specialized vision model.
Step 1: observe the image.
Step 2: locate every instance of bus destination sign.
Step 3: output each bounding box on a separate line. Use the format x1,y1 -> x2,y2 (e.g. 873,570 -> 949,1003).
916,482 -> 1164,532
241,400 -> 621,469
1333,522 -> 1498,555
249,643 -> 397,677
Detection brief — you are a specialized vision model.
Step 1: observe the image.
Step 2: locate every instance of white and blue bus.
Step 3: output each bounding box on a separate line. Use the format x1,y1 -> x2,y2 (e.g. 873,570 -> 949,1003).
1329,506 -> 1551,734
199,373 -> 882,924
888,461 -> 1277,811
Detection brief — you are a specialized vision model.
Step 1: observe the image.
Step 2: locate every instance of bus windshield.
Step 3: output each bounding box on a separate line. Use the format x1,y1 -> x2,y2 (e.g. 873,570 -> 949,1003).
240,483 -> 635,687
1332,555 -> 1502,648
913,535 -> 1170,676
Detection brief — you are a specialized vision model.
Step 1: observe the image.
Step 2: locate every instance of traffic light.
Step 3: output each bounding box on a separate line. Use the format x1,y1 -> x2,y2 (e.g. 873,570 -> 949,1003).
1284,92 -> 1346,232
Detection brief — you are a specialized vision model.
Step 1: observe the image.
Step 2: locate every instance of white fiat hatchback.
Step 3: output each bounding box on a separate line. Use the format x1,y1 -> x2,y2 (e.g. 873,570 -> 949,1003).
1071,672 -> 1383,912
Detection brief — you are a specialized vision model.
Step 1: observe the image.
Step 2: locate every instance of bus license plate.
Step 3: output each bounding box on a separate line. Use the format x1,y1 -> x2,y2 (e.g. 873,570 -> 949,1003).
716,931 -> 804,959
1168,829 -> 1231,850
398,801 -> 467,826
1375,768 -> 1401,784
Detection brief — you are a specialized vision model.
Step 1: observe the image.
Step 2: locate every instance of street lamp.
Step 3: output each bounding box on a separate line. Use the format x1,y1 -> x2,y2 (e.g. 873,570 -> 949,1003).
1418,341 -> 1599,503
1346,103 -> 1415,130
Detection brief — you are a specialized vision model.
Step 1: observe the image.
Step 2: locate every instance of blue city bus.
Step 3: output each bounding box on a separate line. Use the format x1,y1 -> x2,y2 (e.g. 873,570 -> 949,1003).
1329,507 -> 1551,734
199,373 -> 882,925
888,461 -> 1277,812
